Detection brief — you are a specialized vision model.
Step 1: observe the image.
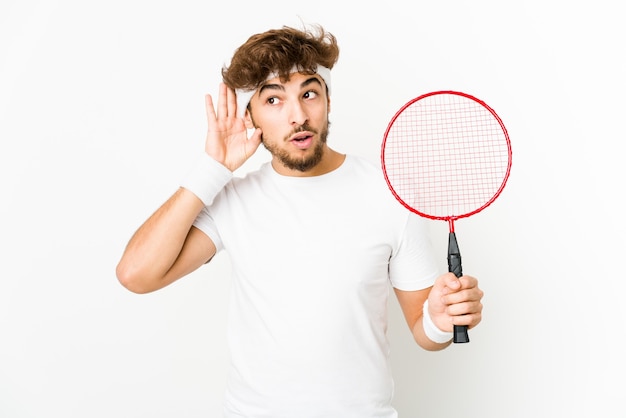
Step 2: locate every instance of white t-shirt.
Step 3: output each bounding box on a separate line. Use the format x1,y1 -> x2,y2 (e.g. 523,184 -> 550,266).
193,155 -> 439,418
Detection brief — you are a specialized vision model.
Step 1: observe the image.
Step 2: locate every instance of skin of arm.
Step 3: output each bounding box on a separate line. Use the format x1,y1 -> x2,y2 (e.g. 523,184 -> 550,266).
115,188 -> 216,294
394,272 -> 484,351
117,84 -> 262,294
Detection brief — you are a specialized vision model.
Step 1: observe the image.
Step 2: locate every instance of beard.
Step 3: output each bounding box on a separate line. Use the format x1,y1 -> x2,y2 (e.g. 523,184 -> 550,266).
261,122 -> 330,172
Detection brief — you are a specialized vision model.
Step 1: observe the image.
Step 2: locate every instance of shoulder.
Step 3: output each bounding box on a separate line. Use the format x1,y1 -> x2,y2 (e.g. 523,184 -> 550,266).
345,153 -> 381,172
342,154 -> 385,182
227,162 -> 273,188
343,154 -> 394,193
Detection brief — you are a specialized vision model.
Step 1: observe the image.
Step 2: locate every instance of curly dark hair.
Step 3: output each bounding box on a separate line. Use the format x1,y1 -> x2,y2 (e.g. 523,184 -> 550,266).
222,24 -> 339,91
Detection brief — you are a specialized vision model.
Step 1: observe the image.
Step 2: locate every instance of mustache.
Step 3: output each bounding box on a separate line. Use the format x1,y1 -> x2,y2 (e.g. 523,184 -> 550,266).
289,123 -> 317,137
258,123 -> 320,144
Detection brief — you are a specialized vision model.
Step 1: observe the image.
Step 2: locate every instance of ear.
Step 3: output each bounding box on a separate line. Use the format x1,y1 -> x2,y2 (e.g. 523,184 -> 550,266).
243,110 -> 254,129
327,96 -> 331,114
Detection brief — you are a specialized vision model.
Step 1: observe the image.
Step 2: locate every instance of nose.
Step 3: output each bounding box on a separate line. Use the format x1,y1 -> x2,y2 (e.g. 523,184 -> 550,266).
288,100 -> 308,126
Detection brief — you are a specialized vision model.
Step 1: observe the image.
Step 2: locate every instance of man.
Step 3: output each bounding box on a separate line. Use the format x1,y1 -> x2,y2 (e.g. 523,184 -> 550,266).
116,24 -> 483,417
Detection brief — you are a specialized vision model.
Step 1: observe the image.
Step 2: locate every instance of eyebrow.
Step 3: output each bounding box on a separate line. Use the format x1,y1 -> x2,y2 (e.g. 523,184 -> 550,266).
258,76 -> 323,96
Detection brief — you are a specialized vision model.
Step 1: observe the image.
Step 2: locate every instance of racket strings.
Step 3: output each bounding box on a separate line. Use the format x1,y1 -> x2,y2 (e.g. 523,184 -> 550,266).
383,93 -> 510,219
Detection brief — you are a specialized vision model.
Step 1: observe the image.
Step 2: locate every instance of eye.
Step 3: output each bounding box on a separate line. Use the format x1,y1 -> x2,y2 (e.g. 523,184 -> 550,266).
303,90 -> 318,100
267,96 -> 281,105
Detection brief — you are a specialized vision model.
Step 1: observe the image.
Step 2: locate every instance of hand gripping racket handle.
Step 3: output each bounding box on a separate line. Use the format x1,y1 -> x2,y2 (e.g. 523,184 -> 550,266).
448,232 -> 470,343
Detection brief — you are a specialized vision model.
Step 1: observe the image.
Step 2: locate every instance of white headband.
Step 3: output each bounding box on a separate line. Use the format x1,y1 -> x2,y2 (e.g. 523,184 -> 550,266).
235,65 -> 331,118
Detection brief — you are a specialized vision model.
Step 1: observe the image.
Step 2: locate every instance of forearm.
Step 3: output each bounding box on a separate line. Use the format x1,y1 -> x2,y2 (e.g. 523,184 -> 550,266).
117,152 -> 234,293
394,288 -> 453,351
116,187 -> 206,293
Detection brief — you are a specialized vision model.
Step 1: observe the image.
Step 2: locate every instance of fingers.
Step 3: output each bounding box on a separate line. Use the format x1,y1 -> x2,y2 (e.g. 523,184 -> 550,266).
203,84 -> 260,172
440,272 -> 461,293
205,93 -> 217,126
226,84 -> 238,117
443,282 -> 483,306
448,304 -> 482,328
216,82 -> 228,119
206,84 -> 239,126
247,127 -> 263,151
205,83 -> 231,123
441,273 -> 479,296
212,83 -> 240,120
437,273 -> 483,327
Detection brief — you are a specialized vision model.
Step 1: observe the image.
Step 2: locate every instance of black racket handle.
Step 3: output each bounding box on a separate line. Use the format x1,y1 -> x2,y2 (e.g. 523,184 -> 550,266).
448,232 -> 470,343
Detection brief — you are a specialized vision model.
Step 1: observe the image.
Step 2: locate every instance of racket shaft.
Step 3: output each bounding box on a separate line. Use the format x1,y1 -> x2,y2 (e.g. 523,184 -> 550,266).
447,232 -> 469,343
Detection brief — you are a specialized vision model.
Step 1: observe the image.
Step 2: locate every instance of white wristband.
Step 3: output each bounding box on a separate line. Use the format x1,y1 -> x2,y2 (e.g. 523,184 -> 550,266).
180,153 -> 233,206
422,300 -> 453,344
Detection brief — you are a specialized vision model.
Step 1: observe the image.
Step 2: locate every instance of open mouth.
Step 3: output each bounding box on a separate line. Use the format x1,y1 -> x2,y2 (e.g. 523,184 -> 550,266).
293,135 -> 311,142
291,131 -> 312,141
290,133 -> 314,149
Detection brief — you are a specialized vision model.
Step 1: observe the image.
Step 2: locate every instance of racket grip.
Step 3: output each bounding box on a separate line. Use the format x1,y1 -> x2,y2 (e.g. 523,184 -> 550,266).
448,232 -> 470,343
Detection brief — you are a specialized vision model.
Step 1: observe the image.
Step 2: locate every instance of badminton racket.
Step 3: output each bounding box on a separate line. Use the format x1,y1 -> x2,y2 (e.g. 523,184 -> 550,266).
381,91 -> 512,343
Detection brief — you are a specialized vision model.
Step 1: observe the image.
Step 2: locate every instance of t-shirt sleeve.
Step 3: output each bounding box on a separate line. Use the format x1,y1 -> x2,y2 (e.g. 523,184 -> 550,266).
192,206 -> 224,252
388,213 -> 440,291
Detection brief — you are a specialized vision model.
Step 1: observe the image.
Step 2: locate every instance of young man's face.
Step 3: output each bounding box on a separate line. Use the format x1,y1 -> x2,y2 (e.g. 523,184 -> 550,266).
246,72 -> 331,176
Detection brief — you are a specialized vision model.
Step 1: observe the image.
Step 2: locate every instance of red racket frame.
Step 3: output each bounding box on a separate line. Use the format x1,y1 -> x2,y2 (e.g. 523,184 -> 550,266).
381,90 -> 512,343
382,90 -> 512,233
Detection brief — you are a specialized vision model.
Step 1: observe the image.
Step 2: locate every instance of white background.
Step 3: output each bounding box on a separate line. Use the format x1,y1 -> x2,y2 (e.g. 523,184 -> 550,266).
1,0 -> 624,417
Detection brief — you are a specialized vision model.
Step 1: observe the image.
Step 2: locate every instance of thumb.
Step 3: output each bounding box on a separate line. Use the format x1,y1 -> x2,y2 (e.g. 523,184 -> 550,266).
441,272 -> 462,294
429,273 -> 460,309
246,128 -> 263,156
433,272 -> 460,292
